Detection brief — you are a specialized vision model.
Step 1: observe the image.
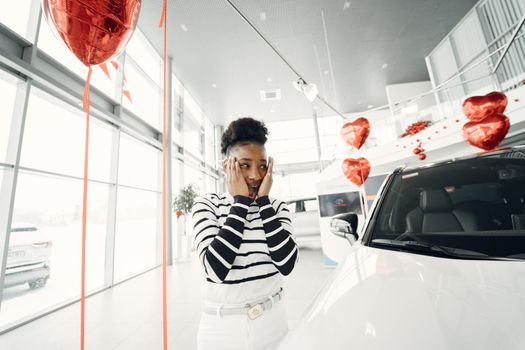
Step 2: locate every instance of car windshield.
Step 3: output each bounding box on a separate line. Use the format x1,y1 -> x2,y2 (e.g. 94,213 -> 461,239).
369,150 -> 525,260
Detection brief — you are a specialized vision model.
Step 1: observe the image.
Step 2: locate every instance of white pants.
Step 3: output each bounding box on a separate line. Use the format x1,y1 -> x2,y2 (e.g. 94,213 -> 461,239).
197,302 -> 289,350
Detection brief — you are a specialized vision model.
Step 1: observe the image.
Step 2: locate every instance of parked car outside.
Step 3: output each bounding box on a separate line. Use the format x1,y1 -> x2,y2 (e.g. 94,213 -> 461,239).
278,147 -> 525,350
5,224 -> 52,289
286,197 -> 321,245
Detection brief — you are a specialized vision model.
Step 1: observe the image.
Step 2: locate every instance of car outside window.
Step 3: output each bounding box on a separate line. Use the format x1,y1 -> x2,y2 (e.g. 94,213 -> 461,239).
369,152 -> 525,260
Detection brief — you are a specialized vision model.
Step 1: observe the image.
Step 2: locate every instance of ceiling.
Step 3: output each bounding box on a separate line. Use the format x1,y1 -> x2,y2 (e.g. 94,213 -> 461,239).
138,0 -> 478,126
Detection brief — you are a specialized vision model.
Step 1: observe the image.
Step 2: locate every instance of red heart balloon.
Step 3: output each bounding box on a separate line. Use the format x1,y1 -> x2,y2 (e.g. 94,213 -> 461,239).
342,158 -> 370,187
462,92 -> 507,122
418,153 -> 426,160
42,0 -> 141,66
341,117 -> 370,149
413,148 -> 423,155
462,113 -> 510,151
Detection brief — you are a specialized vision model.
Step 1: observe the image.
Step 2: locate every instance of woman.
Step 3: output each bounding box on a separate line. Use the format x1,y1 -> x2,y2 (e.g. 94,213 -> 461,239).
192,117 -> 299,350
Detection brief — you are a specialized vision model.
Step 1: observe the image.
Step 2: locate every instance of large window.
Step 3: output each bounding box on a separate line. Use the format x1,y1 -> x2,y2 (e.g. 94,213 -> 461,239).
20,87 -> 113,182
122,58 -> 162,130
0,72 -> 20,164
122,29 -> 162,130
1,171 -> 108,329
0,7 -> 214,331
0,0 -> 33,41
124,30 -> 162,87
118,133 -> 160,191
114,187 -> 160,282
114,133 -> 161,281
0,85 -> 114,328
183,161 -> 204,192
204,116 -> 216,166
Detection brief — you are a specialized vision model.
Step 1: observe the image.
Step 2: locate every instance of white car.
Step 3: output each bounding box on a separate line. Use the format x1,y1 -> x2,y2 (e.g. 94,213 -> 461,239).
5,224 -> 52,289
286,197 -> 321,244
278,147 -> 525,349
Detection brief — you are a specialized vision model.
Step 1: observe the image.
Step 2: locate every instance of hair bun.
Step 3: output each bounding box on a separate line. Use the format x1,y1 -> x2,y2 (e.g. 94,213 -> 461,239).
221,117 -> 269,155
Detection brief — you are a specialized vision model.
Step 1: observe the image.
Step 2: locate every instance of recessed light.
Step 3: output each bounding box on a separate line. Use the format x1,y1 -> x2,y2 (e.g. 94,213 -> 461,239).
324,70 -> 329,75
343,1 -> 351,11
267,77 -> 273,83
180,24 -> 188,32
270,109 -> 275,113
211,83 -> 217,88
260,12 -> 266,21
381,63 -> 388,69
367,105 -> 374,109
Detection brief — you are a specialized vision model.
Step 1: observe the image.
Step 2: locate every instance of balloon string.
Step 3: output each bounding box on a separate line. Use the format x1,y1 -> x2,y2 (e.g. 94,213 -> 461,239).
159,0 -> 166,27
80,66 -> 92,350
359,166 -> 369,217
82,67 -> 93,112
161,2 -> 168,349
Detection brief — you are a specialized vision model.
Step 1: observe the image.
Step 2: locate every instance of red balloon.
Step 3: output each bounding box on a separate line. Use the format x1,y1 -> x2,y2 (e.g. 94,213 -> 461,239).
418,153 -> 427,160
341,118 -> 370,149
462,113 -> 510,151
342,158 -> 370,186
413,148 -> 423,155
42,0 -> 141,66
462,92 -> 507,122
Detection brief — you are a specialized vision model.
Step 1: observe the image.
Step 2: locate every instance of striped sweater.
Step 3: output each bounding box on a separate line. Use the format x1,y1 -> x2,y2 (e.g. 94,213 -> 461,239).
192,193 -> 299,304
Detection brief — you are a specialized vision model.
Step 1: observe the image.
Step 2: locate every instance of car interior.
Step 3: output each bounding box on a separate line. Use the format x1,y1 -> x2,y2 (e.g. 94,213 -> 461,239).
372,156 -> 525,258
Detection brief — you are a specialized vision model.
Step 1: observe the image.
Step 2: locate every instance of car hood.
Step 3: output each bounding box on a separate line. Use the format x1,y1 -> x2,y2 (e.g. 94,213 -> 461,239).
278,245 -> 525,350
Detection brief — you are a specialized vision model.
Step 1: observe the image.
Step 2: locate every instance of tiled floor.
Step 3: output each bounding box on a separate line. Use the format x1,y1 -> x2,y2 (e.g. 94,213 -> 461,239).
0,246 -> 332,349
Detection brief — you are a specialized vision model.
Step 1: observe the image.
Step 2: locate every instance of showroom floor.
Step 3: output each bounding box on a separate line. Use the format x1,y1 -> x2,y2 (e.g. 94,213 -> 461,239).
0,245 -> 332,349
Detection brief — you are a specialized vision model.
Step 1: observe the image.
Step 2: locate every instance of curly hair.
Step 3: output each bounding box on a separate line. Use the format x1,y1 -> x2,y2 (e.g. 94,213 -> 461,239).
221,117 -> 269,155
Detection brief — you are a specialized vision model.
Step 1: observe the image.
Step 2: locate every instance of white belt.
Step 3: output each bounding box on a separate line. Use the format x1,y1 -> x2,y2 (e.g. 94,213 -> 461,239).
203,288 -> 283,320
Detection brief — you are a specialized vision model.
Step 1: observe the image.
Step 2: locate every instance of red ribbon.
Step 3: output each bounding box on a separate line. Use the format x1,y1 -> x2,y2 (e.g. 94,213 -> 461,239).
80,66 -> 92,350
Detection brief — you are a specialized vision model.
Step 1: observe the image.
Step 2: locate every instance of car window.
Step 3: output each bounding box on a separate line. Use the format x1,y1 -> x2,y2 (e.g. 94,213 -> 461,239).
370,152 -> 525,259
304,199 -> 319,211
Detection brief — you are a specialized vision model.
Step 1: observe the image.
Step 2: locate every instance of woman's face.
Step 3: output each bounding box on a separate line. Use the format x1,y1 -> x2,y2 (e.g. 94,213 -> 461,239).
224,142 -> 268,199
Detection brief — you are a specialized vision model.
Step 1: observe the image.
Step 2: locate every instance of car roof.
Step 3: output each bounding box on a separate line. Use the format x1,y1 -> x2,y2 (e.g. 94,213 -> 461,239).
397,146 -> 525,174
286,197 -> 317,203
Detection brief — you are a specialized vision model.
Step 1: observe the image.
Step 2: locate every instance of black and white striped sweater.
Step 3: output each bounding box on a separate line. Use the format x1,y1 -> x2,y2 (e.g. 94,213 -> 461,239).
192,193 -> 298,304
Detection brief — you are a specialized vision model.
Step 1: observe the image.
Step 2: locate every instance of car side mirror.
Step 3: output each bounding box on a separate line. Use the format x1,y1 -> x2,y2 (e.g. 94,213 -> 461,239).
330,213 -> 359,245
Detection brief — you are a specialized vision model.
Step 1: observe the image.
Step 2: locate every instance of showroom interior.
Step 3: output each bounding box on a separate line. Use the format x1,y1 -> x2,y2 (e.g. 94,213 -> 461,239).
1,0 -> 525,349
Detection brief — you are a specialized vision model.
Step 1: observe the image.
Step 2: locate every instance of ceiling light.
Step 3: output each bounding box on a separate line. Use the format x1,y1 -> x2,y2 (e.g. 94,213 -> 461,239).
292,78 -> 318,102
343,1 -> 351,11
270,109 -> 275,113
381,63 -> 388,69
367,105 -> 374,109
303,83 -> 318,102
180,24 -> 188,32
267,77 -> 273,83
260,12 -> 267,21
323,70 -> 329,75
211,83 -> 217,88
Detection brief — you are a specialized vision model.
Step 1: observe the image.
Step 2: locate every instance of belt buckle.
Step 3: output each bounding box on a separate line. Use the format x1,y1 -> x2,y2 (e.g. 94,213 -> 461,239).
247,303 -> 264,320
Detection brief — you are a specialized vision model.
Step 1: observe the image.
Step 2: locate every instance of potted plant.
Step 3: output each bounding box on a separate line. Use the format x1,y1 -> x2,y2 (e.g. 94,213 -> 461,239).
173,184 -> 199,259
173,184 -> 199,219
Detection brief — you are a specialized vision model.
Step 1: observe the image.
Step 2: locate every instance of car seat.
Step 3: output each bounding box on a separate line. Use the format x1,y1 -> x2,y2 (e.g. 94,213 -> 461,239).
406,188 -> 479,233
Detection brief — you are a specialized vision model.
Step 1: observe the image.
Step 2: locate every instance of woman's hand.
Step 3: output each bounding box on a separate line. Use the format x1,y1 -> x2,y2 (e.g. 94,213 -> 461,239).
258,156 -> 273,197
226,157 -> 249,197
